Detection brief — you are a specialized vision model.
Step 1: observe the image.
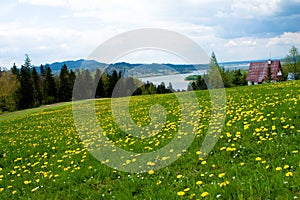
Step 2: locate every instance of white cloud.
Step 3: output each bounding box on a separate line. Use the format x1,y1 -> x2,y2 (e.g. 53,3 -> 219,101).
224,40 -> 237,47
267,32 -> 300,46
0,0 -> 299,67
17,0 -> 67,7
230,0 -> 282,18
211,32 -> 300,61
0,24 -> 110,66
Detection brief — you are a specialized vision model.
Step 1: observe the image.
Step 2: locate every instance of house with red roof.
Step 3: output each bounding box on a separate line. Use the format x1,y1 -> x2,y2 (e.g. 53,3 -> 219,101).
246,60 -> 283,85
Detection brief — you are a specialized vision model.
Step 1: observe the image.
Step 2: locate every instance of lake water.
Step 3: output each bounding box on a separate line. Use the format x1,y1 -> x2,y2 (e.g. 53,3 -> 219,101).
140,70 -> 206,91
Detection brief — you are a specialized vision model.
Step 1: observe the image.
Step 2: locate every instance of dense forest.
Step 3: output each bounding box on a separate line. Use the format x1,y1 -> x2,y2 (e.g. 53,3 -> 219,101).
0,55 -> 175,113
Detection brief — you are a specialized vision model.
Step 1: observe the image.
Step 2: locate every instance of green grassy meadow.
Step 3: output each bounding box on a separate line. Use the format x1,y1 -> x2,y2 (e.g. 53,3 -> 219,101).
1,81 -> 300,199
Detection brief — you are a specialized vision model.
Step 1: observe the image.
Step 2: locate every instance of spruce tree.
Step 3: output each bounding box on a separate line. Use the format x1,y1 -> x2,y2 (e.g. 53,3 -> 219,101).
266,64 -> 273,83
11,63 -> 20,80
196,75 -> 207,90
58,64 -> 72,102
69,70 -> 76,98
95,69 -> 104,98
44,66 -> 57,104
19,54 -> 34,109
207,52 -> 223,89
109,70 -> 119,97
83,69 -> 94,99
233,69 -> 242,86
31,67 -> 42,106
40,64 -> 46,77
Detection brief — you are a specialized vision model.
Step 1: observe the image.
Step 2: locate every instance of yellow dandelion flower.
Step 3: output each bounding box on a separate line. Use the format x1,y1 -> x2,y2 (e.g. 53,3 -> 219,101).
292,150 -> 298,154
156,180 -> 162,185
24,180 -> 31,185
148,170 -> 154,175
0,188 -> 4,192
196,180 -> 203,185
201,161 -> 207,165
255,157 -> 262,161
284,165 -> 289,169
286,172 -> 293,177
276,167 -> 282,171
201,191 -> 209,197
12,190 -> 17,195
184,187 -> 190,192
162,156 -> 169,161
147,161 -> 155,166
266,165 -> 270,169
240,162 -> 245,166
218,173 -> 225,178
177,174 -> 183,179
220,182 -> 227,187
220,147 -> 226,151
177,191 -> 185,196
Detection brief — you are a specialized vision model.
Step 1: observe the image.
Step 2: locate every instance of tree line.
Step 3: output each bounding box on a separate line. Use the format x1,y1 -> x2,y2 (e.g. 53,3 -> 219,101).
187,52 -> 248,91
0,55 -> 175,113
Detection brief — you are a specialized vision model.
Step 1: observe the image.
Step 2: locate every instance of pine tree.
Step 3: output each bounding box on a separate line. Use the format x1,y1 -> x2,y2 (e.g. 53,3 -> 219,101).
73,69 -> 94,100
233,69 -> 243,86
101,72 -> 110,98
19,54 -> 34,109
83,69 -> 94,99
58,64 -> 72,102
266,64 -> 273,83
207,52 -> 224,89
157,82 -> 166,94
196,75 -> 207,90
44,66 -> 57,104
40,64 -> 46,77
109,70 -> 119,97
31,67 -> 42,106
167,82 -> 174,93
69,69 -> 76,98
11,63 -> 20,80
220,67 -> 231,88
95,69 -> 104,98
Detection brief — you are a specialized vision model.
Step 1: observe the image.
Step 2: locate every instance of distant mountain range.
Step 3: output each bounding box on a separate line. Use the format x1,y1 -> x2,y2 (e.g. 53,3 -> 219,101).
40,58 -> 282,77
43,59 -> 106,72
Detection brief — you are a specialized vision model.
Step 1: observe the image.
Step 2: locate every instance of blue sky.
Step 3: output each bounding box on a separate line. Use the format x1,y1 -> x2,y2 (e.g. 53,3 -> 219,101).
0,0 -> 300,67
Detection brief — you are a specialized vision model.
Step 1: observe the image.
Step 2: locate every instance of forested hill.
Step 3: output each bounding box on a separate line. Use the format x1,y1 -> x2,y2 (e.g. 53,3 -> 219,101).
41,59 -> 257,77
42,59 -> 106,73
